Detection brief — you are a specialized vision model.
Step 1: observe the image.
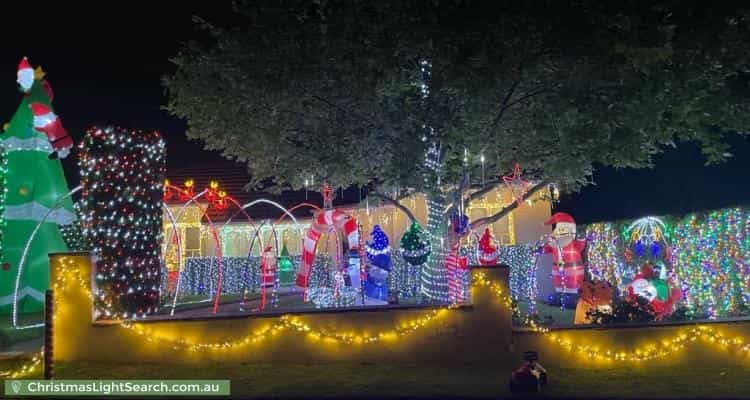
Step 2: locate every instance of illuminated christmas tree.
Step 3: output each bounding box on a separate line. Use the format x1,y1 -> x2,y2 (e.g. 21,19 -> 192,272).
277,239 -> 295,285
79,126 -> 166,319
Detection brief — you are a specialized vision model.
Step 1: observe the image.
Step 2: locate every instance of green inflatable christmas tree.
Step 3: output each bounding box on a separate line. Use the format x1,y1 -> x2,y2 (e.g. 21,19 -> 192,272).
0,58 -> 74,315
277,239 -> 295,285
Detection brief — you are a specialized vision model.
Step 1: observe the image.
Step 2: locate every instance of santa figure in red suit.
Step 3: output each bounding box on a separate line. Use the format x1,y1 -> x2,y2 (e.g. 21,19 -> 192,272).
543,212 -> 586,298
30,102 -> 73,159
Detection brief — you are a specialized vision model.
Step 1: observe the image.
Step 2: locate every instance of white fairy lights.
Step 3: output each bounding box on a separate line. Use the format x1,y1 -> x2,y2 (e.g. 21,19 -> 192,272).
78,126 -> 166,320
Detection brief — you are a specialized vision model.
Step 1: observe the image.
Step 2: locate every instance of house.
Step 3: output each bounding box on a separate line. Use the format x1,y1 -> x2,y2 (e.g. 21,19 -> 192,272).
162,161 -> 552,270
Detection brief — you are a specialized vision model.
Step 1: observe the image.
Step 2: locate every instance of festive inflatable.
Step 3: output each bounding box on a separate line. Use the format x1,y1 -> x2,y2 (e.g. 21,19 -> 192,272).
297,208 -> 360,290
276,240 -> 295,285
543,212 -> 586,297
0,58 -> 74,315
365,225 -> 392,301
625,263 -> 681,319
477,228 -> 499,265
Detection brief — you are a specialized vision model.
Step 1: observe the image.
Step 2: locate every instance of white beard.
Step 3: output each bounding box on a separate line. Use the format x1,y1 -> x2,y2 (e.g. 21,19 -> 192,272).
17,70 -> 34,92
552,232 -> 575,247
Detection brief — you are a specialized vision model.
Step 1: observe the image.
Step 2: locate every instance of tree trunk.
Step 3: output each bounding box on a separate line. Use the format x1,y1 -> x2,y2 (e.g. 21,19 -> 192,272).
420,190 -> 451,302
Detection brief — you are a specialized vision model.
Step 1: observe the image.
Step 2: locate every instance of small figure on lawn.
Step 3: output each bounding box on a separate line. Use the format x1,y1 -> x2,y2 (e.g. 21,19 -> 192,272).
510,350 -> 548,394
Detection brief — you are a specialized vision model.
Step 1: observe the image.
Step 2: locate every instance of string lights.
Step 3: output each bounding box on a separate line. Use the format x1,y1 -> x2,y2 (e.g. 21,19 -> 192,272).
5,261 -> 750,380
78,126 -> 166,320
673,208 -> 750,319
0,351 -> 43,378
0,147 -> 6,263
583,208 -> 750,319
585,222 -> 628,287
498,244 -> 538,312
59,202 -> 89,251
179,256 -> 266,297
422,196 -> 449,302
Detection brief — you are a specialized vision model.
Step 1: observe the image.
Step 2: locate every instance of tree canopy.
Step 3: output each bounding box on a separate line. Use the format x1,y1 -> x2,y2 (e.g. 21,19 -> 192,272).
165,0 -> 750,195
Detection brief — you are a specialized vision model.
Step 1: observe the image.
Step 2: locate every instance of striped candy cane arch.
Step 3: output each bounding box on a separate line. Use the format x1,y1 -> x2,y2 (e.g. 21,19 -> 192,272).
296,209 -> 360,291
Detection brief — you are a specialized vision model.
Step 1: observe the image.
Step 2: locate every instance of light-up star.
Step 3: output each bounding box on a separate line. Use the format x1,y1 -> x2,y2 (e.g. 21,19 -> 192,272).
502,163 -> 530,207
34,66 -> 45,80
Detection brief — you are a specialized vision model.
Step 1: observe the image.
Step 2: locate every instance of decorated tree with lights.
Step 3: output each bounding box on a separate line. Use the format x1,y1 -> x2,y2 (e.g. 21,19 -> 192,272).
79,126 -> 166,319
167,2 -> 750,302
0,58 -> 75,315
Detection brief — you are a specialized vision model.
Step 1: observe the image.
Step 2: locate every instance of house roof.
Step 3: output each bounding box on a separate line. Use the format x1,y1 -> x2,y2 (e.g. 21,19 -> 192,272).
165,160 -> 364,222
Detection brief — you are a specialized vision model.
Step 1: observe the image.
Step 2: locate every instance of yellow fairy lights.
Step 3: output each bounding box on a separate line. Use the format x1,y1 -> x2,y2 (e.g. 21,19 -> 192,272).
545,325 -> 750,363
120,321 -> 280,352
119,309 -> 452,351
52,256 -> 93,302
0,351 -> 43,378
4,258 -> 750,379
281,308 -> 450,345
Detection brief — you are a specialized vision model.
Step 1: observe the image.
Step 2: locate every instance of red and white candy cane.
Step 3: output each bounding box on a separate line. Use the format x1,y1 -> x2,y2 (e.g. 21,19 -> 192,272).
296,209 -> 360,293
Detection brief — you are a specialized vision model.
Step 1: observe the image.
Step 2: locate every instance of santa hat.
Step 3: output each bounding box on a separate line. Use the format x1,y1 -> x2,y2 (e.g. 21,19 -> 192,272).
545,212 -> 576,233
30,103 -> 57,129
17,57 -> 35,92
544,212 -> 575,225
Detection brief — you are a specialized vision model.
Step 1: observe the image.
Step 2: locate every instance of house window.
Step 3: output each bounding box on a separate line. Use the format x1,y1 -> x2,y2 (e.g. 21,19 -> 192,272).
184,227 -> 201,257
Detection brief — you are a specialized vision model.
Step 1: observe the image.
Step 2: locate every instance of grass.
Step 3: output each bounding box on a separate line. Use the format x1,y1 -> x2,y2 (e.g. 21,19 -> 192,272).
516,300 -> 576,326
0,312 -> 43,350
2,359 -> 750,398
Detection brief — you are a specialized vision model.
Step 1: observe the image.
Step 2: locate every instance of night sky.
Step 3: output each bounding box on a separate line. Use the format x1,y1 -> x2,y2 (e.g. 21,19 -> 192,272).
0,5 -> 747,224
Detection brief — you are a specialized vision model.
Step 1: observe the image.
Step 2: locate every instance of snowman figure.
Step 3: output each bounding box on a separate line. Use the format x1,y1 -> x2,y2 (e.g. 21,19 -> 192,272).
543,212 -> 586,307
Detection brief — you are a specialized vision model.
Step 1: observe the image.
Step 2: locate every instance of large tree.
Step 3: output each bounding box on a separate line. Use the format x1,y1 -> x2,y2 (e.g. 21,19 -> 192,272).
166,0 -> 750,301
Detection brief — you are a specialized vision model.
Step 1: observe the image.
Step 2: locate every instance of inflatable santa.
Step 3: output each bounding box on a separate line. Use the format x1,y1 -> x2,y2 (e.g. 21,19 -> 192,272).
625,263 -> 681,320
30,102 -> 73,159
543,212 -> 586,298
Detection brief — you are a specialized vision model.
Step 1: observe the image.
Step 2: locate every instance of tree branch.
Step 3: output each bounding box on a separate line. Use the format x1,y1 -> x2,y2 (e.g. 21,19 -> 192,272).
465,178 -> 502,205
310,94 -> 378,128
469,180 -> 548,230
490,80 -> 520,128
502,87 -> 549,112
368,192 -> 417,224
445,178 -> 502,216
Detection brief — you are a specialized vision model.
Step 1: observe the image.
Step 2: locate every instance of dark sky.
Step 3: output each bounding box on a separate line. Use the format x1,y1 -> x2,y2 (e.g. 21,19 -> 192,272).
0,4 -> 747,223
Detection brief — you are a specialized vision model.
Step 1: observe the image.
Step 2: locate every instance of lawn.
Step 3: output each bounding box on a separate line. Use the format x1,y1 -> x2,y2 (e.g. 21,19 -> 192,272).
516,300 -> 576,326
2,359 -> 749,398
0,312 -> 43,350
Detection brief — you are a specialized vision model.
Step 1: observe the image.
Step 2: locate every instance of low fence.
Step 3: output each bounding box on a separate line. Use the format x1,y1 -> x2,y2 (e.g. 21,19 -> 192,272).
50,253 -> 511,365
49,252 -> 750,367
